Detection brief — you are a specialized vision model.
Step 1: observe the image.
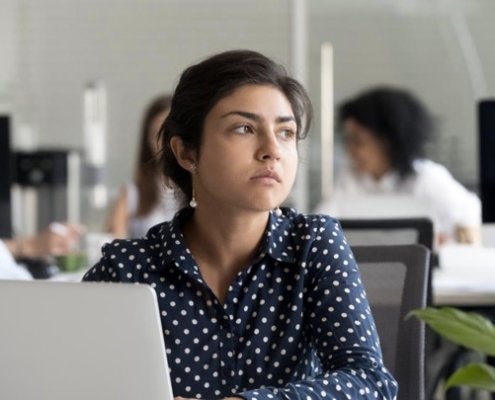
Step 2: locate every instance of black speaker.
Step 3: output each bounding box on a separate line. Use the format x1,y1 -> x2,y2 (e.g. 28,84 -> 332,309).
0,115 -> 12,238
13,150 -> 69,187
478,100 -> 495,223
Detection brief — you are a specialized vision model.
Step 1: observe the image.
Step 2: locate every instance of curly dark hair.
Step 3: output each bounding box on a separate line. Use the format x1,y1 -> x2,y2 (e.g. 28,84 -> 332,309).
338,86 -> 435,178
159,49 -> 313,205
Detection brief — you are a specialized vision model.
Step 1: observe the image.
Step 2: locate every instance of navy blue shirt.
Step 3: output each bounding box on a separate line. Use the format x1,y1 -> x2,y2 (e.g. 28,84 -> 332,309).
83,207 -> 397,399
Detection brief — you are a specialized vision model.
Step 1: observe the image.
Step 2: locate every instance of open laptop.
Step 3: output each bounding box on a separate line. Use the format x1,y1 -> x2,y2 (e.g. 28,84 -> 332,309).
328,194 -> 435,220
0,280 -> 174,400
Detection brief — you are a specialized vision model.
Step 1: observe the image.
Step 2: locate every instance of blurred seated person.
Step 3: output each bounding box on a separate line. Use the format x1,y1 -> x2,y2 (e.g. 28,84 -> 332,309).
314,86 -> 481,246
0,222 -> 83,280
106,95 -> 181,238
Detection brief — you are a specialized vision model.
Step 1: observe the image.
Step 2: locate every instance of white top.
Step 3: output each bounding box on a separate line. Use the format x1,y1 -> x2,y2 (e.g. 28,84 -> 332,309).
314,159 -> 481,240
0,240 -> 33,280
126,183 -> 181,238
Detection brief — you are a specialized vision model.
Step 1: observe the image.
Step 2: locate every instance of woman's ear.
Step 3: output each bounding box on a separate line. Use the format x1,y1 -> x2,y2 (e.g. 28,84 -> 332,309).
169,136 -> 197,170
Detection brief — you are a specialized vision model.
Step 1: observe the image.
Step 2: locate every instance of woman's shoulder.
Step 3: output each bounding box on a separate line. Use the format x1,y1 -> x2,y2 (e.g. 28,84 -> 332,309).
280,208 -> 341,240
103,221 -> 172,258
413,159 -> 453,179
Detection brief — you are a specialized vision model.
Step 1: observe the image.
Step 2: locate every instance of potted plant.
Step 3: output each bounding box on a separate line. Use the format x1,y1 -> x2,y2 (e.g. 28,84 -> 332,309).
408,307 -> 495,393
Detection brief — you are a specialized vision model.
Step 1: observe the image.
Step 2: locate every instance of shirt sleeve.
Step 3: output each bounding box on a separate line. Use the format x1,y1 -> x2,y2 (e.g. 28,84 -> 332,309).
416,161 -> 482,237
239,216 -> 398,400
0,240 -> 33,280
82,241 -> 143,283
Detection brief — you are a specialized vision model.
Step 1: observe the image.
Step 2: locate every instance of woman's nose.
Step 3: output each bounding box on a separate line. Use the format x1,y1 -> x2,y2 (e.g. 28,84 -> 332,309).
257,131 -> 282,161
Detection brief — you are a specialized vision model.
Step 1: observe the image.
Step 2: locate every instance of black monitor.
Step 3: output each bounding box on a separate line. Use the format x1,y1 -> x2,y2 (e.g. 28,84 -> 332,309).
478,100 -> 495,223
0,115 -> 12,237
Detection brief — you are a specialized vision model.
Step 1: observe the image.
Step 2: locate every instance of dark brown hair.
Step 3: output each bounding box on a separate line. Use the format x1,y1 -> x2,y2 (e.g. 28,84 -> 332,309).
160,50 -> 313,204
135,94 -> 172,216
339,86 -> 435,179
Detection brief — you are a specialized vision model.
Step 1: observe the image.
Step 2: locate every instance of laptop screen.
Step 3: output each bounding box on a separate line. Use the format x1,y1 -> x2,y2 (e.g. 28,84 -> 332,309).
0,281 -> 174,400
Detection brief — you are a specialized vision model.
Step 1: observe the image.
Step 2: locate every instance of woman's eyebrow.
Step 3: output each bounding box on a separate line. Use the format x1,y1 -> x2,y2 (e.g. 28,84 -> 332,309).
220,111 -> 296,124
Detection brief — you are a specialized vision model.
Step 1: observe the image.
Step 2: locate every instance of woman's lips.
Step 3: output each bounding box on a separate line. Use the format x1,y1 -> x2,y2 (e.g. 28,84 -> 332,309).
251,169 -> 281,184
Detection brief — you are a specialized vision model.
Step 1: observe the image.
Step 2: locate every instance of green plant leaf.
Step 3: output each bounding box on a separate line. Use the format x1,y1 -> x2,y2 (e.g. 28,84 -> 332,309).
407,307 -> 495,357
444,363 -> 495,393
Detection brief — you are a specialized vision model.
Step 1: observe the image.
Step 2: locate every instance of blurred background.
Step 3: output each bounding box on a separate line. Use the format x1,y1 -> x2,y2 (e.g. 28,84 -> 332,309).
0,0 -> 493,233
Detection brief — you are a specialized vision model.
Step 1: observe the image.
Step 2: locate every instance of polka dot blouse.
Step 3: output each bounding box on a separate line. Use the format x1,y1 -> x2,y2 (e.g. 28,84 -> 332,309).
83,207 -> 398,399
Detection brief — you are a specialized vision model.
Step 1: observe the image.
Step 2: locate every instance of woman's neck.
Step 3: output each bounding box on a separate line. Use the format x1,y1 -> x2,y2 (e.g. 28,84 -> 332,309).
183,206 -> 269,270
182,205 -> 270,303
370,162 -> 392,181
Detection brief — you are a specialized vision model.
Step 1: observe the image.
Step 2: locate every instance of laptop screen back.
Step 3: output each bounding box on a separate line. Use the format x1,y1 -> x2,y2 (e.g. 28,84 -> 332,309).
0,281 -> 174,400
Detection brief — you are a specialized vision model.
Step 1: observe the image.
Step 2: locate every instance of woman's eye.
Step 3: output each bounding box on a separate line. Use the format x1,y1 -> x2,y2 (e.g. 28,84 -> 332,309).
279,129 -> 296,139
233,125 -> 253,134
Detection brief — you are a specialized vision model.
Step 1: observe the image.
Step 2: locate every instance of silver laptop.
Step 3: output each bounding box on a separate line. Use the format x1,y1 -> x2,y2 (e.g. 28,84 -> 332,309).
0,280 -> 174,400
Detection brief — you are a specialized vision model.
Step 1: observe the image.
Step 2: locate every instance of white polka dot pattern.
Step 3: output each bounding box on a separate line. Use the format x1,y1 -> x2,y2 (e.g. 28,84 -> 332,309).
83,208 -> 398,399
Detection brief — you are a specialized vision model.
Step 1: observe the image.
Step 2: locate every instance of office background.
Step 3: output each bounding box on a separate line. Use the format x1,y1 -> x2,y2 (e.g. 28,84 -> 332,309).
0,0 -> 493,229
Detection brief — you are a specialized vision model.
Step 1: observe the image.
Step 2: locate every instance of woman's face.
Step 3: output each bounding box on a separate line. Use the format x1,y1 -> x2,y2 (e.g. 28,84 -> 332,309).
193,84 -> 298,213
147,110 -> 170,155
343,118 -> 391,179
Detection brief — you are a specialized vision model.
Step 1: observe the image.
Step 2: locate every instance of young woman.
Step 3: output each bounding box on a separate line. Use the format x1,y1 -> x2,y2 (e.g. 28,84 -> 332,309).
106,95 -> 180,238
314,86 -> 481,246
84,50 -> 397,399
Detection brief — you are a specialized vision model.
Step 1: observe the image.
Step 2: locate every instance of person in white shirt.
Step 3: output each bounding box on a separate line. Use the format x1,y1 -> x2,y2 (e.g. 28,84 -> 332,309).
106,95 -> 181,238
0,222 -> 83,280
314,86 -> 481,245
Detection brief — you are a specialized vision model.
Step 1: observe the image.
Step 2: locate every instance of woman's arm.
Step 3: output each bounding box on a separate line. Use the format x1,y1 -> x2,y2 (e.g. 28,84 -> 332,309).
4,222 -> 82,259
105,187 -> 129,239
238,215 -> 398,400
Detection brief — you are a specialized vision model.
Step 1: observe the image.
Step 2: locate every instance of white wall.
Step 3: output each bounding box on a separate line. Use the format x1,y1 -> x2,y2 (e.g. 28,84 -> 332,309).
17,0 -> 290,192
0,0 -> 19,110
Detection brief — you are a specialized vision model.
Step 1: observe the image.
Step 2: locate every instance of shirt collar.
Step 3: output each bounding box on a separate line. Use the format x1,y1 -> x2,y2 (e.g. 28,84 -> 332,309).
258,208 -> 297,264
146,207 -> 297,274
359,169 -> 401,192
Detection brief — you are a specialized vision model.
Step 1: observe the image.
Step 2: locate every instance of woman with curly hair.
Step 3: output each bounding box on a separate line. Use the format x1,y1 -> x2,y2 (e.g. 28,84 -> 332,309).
314,86 -> 481,245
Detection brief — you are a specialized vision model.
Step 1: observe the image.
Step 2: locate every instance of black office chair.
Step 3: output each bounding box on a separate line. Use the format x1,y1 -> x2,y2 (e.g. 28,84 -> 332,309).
341,219 -> 440,397
339,217 -> 435,309
339,217 -> 434,250
352,244 -> 430,400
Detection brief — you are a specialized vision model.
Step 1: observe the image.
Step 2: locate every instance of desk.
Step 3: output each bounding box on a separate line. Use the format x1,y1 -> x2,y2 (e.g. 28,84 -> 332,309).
433,245 -> 495,306
51,243 -> 495,306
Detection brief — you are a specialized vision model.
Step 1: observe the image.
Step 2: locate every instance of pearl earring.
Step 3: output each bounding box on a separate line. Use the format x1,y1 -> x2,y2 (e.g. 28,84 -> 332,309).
274,207 -> 282,217
189,190 -> 197,208
189,163 -> 197,208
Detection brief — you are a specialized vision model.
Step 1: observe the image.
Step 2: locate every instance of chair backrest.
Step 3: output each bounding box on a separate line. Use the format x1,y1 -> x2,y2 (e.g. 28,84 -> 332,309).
352,244 -> 430,400
340,217 -> 434,250
340,217 -> 435,305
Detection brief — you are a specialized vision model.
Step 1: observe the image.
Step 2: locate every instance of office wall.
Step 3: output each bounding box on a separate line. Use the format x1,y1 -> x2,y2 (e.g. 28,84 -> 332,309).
12,0 -> 290,194
0,0 -> 18,103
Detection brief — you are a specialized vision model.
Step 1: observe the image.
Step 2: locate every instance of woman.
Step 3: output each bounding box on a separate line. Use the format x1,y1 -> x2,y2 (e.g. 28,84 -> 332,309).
106,95 -> 180,238
84,50 -> 397,399
315,86 -> 481,246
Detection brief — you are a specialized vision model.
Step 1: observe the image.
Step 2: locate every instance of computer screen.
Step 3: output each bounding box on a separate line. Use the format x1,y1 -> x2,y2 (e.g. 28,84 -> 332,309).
478,100 -> 495,223
0,115 -> 12,238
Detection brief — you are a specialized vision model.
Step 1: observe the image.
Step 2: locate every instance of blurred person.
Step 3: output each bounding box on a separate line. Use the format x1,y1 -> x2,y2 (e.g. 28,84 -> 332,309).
314,86 -> 481,246
84,49 -> 397,399
0,222 -> 83,280
106,95 -> 181,238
